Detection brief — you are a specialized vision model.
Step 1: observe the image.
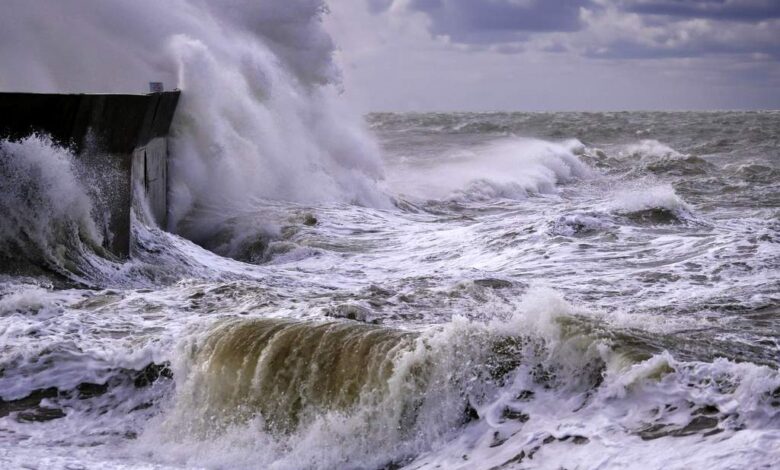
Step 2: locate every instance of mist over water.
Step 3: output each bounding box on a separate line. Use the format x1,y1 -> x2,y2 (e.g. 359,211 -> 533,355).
1,2 -> 780,470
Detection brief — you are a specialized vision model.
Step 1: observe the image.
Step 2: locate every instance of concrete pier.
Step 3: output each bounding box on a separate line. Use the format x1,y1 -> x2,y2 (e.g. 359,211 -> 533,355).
0,91 -> 180,257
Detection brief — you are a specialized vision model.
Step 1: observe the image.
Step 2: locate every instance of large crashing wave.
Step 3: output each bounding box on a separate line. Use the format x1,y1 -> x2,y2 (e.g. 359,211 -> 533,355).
0,136 -> 110,281
135,288 -> 780,469
0,0 -> 391,245
139,289 -> 599,469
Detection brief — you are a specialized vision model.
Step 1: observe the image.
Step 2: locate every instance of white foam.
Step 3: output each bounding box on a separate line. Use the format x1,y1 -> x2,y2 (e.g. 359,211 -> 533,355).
111,287 -> 778,470
385,138 -> 593,202
621,139 -> 683,160
0,136 -> 108,279
610,183 -> 690,213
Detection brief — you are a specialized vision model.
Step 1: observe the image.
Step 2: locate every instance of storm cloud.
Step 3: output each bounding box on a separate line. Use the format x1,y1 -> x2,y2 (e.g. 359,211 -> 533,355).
406,0 -> 593,43
326,0 -> 780,110
389,0 -> 780,61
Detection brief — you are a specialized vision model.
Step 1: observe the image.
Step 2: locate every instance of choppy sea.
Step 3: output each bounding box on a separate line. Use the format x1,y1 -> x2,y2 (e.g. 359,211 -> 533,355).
1,111 -> 778,469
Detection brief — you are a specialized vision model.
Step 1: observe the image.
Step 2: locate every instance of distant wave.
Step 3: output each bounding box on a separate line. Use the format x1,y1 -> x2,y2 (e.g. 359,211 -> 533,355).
386,138 -> 592,204
610,184 -> 698,224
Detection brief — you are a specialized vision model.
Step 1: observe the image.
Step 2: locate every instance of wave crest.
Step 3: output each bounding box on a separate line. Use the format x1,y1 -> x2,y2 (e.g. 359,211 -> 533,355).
0,136 -> 109,280
388,138 -> 593,204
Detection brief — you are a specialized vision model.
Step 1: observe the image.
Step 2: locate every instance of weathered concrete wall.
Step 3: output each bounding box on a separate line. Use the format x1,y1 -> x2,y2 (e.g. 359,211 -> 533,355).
0,91 -> 179,257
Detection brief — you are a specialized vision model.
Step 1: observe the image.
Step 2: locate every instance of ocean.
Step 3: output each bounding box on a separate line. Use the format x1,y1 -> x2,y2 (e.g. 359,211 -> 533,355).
1,110 -> 778,469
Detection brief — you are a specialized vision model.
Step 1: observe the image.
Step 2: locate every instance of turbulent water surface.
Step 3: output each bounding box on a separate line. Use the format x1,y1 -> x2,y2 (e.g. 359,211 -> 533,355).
1,110 -> 778,469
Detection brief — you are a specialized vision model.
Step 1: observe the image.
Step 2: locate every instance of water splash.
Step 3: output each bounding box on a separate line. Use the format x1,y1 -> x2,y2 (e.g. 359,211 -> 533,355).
0,136 -> 108,280
0,0 -> 391,247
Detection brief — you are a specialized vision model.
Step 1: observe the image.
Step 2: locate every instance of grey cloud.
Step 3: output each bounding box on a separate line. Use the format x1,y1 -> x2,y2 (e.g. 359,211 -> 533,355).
621,0 -> 780,22
406,0 -> 593,43
366,0 -> 393,14
329,1 -> 780,110
363,0 -> 780,64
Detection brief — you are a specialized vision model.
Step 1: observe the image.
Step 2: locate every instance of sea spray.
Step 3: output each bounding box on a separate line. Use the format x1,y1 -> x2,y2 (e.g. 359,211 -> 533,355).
385,137 -> 592,203
0,0 -> 391,248
0,6 -> 778,466
0,136 -> 108,279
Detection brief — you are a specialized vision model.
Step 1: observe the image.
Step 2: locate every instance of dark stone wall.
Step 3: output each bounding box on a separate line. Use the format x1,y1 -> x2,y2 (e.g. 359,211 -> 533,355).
0,91 -> 180,257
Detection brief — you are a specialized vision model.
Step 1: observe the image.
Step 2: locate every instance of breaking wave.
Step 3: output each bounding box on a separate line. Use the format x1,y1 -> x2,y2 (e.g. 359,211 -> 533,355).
137,289 -> 596,468
0,136 -> 111,282
617,140 -> 715,176
387,138 -> 592,204
132,288 -> 780,469
610,184 -> 697,224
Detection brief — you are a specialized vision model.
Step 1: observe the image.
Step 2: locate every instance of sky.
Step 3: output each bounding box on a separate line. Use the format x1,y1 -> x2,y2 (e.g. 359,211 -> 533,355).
324,0 -> 780,111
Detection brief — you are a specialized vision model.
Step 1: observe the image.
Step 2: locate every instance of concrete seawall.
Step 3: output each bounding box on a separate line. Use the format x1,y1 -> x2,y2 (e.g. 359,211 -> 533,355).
0,91 -> 180,257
